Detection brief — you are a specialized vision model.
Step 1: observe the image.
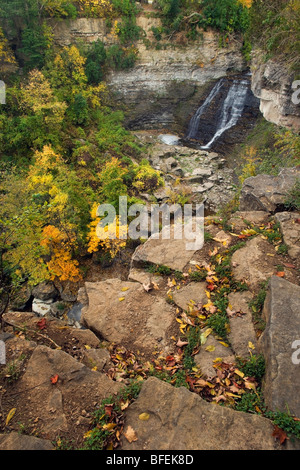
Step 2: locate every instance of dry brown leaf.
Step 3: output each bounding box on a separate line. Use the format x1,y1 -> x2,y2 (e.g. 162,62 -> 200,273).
124,425 -> 138,443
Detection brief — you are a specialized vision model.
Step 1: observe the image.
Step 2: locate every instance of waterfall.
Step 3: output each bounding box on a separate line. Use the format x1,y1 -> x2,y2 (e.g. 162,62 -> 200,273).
186,79 -> 224,140
186,77 -> 250,149
201,79 -> 249,149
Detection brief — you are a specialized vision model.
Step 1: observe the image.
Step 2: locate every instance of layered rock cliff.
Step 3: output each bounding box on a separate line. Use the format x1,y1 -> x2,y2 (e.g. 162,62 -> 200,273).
251,51 -> 300,131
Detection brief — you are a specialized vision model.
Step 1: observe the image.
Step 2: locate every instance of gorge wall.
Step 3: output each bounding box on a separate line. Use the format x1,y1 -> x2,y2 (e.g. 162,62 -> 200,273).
49,14 -> 299,143
251,51 -> 300,132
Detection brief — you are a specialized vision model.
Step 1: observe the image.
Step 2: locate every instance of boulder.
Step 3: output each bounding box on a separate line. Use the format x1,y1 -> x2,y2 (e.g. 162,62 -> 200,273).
0,432 -> 54,450
121,377 -> 298,450
32,281 -> 58,302
131,223 -> 203,272
81,279 -> 176,356
239,168 -> 300,212
231,236 -> 278,291
275,212 -> 300,259
32,298 -> 53,316
259,276 -> 300,418
17,345 -> 121,439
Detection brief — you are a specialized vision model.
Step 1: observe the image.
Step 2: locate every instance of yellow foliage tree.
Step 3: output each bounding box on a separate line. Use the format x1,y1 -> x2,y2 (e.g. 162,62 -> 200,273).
87,203 -> 127,259
41,225 -> 82,282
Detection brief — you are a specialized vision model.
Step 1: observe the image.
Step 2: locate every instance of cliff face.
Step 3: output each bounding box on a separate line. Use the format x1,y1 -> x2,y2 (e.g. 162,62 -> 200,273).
251,52 -> 300,131
49,16 -> 247,132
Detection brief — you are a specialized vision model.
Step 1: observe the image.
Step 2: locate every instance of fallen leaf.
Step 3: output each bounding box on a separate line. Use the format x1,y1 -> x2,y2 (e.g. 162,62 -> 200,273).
121,287 -> 129,292
275,272 -> 285,277
176,339 -> 188,348
124,426 -> 138,443
5,408 -> 16,426
50,374 -> 59,385
37,318 -> 47,330
205,345 -> 216,352
272,425 -> 287,444
142,283 -> 152,292
139,412 -> 150,421
102,423 -> 116,431
118,297 -> 125,301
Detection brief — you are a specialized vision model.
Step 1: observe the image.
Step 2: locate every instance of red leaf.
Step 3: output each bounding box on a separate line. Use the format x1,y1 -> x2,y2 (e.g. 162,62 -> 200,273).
207,283 -> 216,291
50,374 -> 59,385
275,271 -> 285,278
272,425 -> 287,444
37,318 -> 47,330
104,404 -> 114,417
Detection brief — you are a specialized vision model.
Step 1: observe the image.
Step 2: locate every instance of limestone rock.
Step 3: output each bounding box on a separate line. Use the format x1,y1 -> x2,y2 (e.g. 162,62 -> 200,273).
0,432 -> 54,451
121,377 -> 297,450
81,279 -> 176,355
228,211 -> 270,233
194,330 -> 235,378
131,224 -> 202,272
32,281 -> 58,302
17,345 -> 121,439
275,212 -> 300,259
32,298 -> 53,316
259,276 -> 300,418
227,291 -> 257,358
172,282 -> 207,311
239,168 -> 300,212
251,52 -> 300,131
231,236 -> 278,291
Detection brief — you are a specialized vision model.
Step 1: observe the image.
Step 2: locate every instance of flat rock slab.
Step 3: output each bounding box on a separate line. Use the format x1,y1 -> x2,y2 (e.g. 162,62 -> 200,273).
194,330 -> 235,378
259,276 -> 300,418
228,211 -> 270,233
81,279 -> 176,355
121,377 -> 297,450
275,211 -> 300,259
231,236 -> 278,291
239,167 -> 300,212
131,224 -> 201,272
16,345 -> 121,439
172,282 -> 207,311
0,432 -> 54,450
227,291 -> 257,358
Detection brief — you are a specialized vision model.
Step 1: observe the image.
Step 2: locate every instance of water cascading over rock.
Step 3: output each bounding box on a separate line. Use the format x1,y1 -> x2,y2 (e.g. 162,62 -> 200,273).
185,74 -> 259,151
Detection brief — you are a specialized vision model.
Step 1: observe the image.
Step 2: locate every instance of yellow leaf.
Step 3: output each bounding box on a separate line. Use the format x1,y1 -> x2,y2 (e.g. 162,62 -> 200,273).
139,412 -> 150,421
205,345 -> 215,352
121,287 -> 129,292
119,297 -> 125,301
106,442 -> 114,450
84,345 -> 91,350
234,369 -> 245,378
83,430 -> 93,439
102,423 -> 116,431
120,400 -> 129,411
219,341 -> 229,347
248,341 -> 255,350
5,408 -> 16,426
213,357 -> 223,363
203,328 -> 213,338
226,392 -> 241,398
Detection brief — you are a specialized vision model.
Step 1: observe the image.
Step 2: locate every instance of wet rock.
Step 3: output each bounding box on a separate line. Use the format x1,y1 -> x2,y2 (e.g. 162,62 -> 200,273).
259,276 -> 300,417
121,377 -> 296,450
